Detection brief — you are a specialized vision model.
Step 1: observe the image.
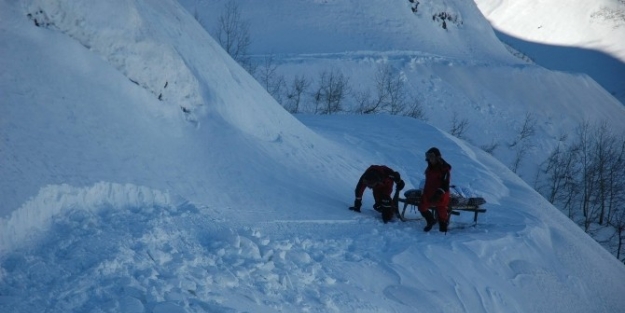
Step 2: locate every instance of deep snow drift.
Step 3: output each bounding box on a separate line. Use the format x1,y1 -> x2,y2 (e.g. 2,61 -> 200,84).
1,0 -> 625,312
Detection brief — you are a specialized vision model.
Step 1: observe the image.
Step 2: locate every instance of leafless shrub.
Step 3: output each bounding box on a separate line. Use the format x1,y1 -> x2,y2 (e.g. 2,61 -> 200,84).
449,111 -> 469,139
538,120 -> 625,259
480,140 -> 499,155
402,95 -> 427,121
312,69 -> 350,114
255,55 -> 286,104
284,75 -> 310,113
508,112 -> 537,173
215,1 -> 253,72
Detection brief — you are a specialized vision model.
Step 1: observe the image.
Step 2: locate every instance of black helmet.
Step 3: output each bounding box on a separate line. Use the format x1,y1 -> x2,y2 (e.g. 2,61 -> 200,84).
363,170 -> 382,187
426,147 -> 441,157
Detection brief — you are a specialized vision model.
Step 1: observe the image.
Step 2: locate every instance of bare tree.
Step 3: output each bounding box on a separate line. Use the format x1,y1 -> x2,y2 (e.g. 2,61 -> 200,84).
402,95 -> 427,120
508,112 -> 537,148
285,75 -> 310,113
510,143 -> 528,173
353,89 -> 376,114
538,121 -> 625,259
480,140 -> 499,155
508,112 -> 537,173
539,142 -> 581,206
593,123 -> 614,225
611,207 -> 625,263
385,71 -> 408,115
350,64 -> 423,117
604,138 -> 625,263
313,69 -> 350,114
215,1 -> 253,71
560,143 -> 583,219
537,129 -> 583,219
575,122 -> 598,231
255,55 -> 286,104
592,125 -> 625,227
374,64 -> 409,114
354,64 -> 412,115
354,64 -> 393,114
607,140 -> 625,224
449,111 -> 469,139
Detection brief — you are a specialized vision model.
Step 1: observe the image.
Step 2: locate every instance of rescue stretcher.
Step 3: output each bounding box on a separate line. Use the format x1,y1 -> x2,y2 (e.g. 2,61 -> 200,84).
397,186 -> 487,223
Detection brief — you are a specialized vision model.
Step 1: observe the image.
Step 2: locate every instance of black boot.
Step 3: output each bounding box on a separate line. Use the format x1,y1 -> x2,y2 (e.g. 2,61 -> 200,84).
379,198 -> 394,223
382,207 -> 394,223
439,219 -> 448,232
373,203 -> 382,212
420,210 -> 437,232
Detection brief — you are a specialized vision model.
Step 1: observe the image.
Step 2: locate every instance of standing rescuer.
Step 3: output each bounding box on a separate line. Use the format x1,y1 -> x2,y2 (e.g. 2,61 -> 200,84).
419,147 -> 452,232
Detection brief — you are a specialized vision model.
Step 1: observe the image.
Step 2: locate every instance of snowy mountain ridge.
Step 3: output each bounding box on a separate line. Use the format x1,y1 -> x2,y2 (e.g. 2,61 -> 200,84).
2,0 -> 625,312
474,0 -> 625,104
183,0 -> 625,179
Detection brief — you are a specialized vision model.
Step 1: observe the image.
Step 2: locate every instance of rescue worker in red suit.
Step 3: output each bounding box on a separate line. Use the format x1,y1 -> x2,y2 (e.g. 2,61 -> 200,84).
350,165 -> 405,223
419,147 -> 452,232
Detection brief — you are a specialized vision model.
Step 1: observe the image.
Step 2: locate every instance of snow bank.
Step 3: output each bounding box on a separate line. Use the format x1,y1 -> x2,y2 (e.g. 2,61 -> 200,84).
21,0 -> 317,143
0,182 -> 184,255
23,0 -> 204,111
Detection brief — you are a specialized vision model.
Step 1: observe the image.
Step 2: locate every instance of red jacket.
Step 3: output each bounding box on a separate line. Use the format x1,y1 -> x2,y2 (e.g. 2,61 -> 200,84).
423,158 -> 451,198
355,165 -> 401,199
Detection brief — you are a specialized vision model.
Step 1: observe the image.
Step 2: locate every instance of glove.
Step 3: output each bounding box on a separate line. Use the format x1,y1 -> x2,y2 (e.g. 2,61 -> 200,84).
396,179 -> 405,191
429,189 -> 444,203
349,198 -> 363,212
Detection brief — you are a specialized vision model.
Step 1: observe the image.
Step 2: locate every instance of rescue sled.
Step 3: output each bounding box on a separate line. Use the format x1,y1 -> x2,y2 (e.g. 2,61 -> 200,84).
397,185 -> 487,223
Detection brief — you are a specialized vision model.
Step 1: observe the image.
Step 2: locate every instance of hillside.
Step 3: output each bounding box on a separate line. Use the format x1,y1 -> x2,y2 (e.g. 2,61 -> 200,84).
1,0 -> 625,312
474,0 -> 625,104
183,0 -> 625,181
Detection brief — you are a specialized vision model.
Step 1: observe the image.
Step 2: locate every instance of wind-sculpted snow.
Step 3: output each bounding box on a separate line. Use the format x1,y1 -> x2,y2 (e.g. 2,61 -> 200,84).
23,0 -> 205,112
3,0 -> 625,312
21,0 -> 314,142
3,187 -> 618,312
0,182 -> 183,255
0,182 -> 530,312
1,176 -> 621,313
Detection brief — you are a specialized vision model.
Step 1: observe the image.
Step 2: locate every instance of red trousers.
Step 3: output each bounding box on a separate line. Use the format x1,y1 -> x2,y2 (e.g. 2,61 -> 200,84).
419,193 -> 450,222
371,180 -> 394,204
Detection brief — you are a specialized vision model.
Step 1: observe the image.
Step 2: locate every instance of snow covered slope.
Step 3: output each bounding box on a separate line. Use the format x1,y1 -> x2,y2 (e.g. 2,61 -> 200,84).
1,0 -> 359,216
1,0 -> 625,312
475,0 -> 625,62
184,0 -> 625,180
474,0 -> 625,104
183,0 -> 517,62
